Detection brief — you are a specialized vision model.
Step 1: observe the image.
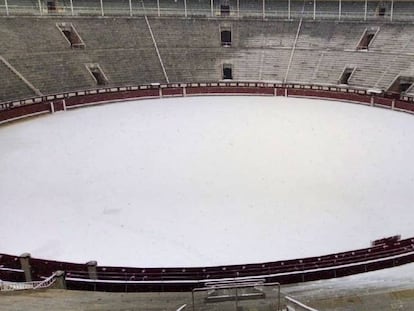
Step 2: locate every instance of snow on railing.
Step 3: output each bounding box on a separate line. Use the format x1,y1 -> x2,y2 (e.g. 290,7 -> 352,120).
0,273 -> 57,292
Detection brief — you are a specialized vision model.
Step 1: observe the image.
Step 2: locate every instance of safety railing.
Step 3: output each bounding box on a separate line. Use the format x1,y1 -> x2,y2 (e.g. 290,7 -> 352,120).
0,81 -> 379,111
0,272 -> 57,292
1,1 -> 414,22
286,296 -> 319,311
1,81 -> 414,126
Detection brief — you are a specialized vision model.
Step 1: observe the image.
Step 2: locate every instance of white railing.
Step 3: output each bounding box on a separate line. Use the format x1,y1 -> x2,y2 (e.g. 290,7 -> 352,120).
286,296 -> 319,311
0,273 -> 57,292
1,2 -> 414,22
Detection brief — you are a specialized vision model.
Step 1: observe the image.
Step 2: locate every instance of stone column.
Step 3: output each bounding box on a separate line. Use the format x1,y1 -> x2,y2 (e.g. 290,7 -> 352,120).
87,261 -> 98,280
53,271 -> 67,289
19,253 -> 32,282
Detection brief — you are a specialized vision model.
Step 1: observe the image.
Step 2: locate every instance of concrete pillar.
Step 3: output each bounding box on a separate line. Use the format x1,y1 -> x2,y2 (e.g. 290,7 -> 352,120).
364,0 -> 367,21
87,261 -> 98,279
38,0 -> 42,15
129,0 -> 132,16
288,0 -> 291,20
19,253 -> 32,282
5,0 -> 9,16
262,0 -> 265,19
70,0 -> 74,15
338,0 -> 341,20
184,0 -> 187,17
52,271 -> 67,289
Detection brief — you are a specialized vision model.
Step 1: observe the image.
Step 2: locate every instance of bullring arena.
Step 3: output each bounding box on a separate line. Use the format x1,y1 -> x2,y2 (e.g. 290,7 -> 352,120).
1,0 -> 414,310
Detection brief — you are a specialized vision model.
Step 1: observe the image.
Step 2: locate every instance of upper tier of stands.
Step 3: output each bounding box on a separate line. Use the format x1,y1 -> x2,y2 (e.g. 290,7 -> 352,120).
2,0 -> 414,21
0,16 -> 414,102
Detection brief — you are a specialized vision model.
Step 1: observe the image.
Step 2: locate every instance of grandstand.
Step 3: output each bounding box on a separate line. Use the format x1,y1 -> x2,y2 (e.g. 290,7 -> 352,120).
1,1 -> 414,310
0,16 -> 414,101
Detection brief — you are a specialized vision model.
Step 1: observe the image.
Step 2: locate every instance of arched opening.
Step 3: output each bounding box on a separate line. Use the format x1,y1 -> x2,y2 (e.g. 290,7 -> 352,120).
220,4 -> 230,16
222,64 -> 233,80
86,64 -> 108,86
47,0 -> 57,12
221,30 -> 232,47
377,6 -> 386,16
388,76 -> 414,94
57,23 -> 85,48
356,28 -> 378,50
338,67 -> 355,85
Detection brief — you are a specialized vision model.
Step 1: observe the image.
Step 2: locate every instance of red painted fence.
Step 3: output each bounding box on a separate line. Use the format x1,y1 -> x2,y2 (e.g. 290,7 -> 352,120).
1,237 -> 413,292
1,82 -> 414,125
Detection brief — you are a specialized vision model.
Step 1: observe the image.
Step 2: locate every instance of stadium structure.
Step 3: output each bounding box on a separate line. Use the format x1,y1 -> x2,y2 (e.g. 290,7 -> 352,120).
1,0 -> 414,310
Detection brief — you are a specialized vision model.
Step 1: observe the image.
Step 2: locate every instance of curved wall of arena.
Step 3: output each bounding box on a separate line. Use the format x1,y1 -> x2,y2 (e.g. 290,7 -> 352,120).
1,234 -> 414,292
1,82 -> 414,125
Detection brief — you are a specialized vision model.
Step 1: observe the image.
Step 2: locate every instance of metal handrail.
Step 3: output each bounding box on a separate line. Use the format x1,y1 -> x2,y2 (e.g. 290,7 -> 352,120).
0,272 -> 57,292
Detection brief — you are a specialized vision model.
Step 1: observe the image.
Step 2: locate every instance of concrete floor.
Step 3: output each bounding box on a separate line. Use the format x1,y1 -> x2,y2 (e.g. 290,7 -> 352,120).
0,290 -> 192,311
2,285 -> 414,311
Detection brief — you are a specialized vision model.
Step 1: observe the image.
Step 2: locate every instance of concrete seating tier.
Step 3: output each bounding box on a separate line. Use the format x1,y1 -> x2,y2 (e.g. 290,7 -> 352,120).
89,48 -> 166,84
0,60 -> 36,101
149,18 -> 220,48
158,47 -> 221,82
368,24 -> 414,53
393,1 -> 414,21
264,0 -> 289,18
287,49 -> 324,83
0,18 -> 69,54
236,20 -> 299,48
6,52 -> 96,94
296,21 -> 369,50
73,17 -> 154,49
1,17 -> 414,102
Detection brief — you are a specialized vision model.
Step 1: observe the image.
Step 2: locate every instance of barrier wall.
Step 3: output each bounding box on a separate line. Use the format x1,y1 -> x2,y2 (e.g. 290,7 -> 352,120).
1,238 -> 414,292
1,82 -> 414,125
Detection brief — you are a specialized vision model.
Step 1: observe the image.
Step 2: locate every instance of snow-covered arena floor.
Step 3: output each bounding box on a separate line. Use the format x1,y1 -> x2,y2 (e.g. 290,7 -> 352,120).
1,96 -> 413,267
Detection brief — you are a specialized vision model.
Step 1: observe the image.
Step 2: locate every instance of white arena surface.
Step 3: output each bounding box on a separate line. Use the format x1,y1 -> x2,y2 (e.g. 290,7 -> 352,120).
1,96 -> 414,268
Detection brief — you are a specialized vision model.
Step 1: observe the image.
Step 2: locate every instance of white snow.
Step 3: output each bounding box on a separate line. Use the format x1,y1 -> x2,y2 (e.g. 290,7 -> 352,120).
0,96 -> 414,267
